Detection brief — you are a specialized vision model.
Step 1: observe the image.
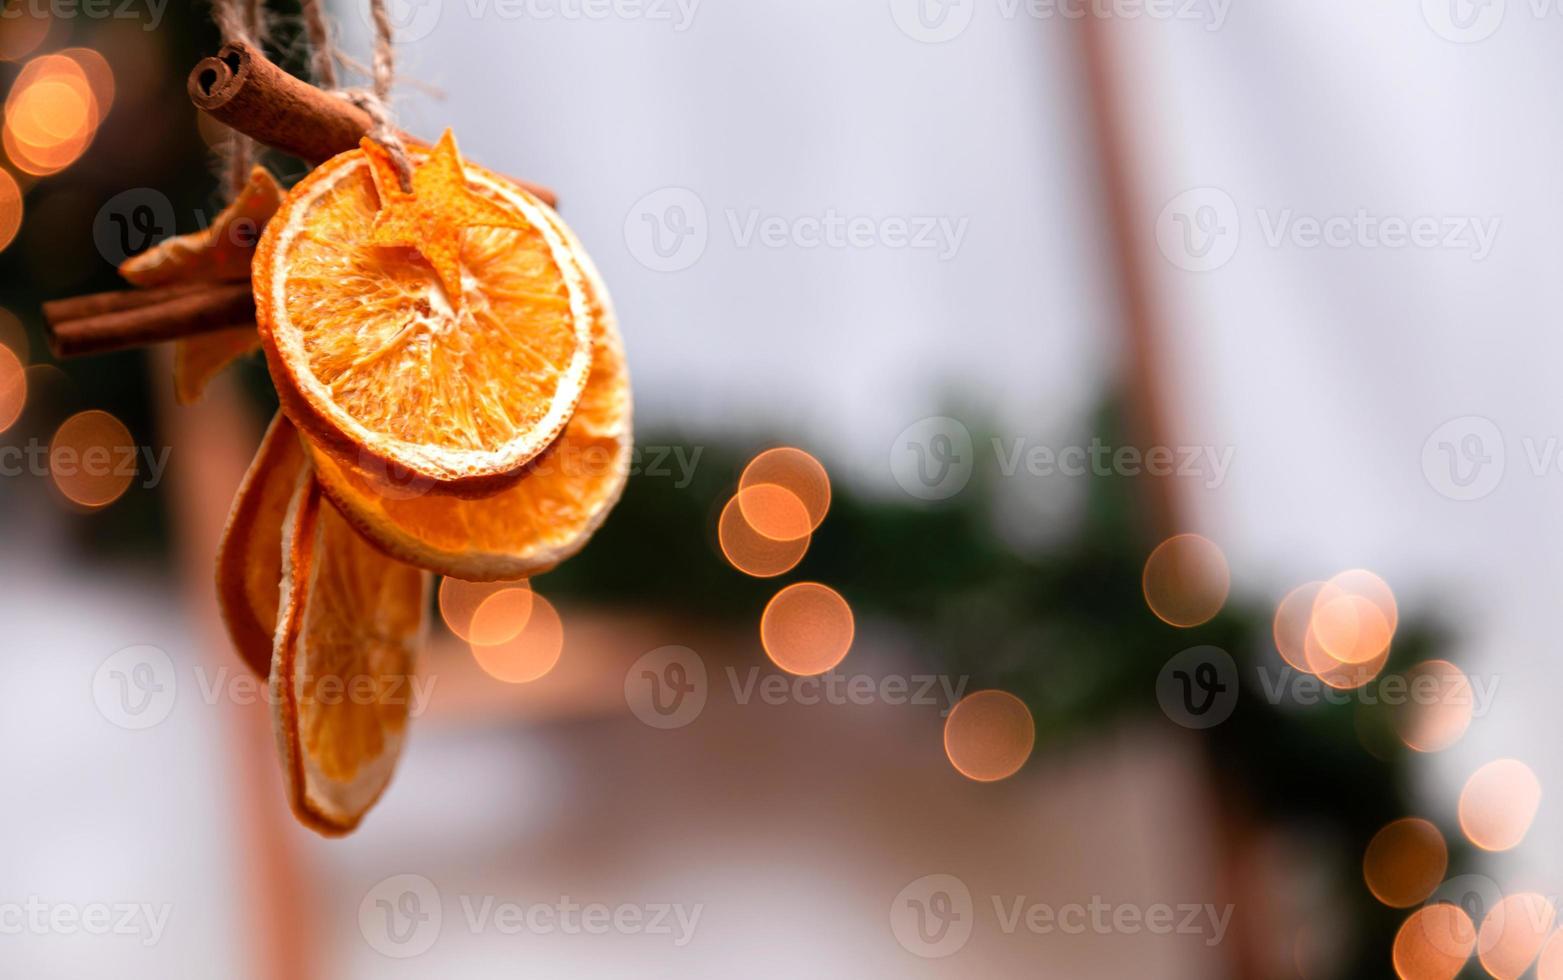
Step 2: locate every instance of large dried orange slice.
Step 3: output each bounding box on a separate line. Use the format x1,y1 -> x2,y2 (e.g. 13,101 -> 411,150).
272,473 -> 430,835
120,166 -> 277,404
254,132 -> 594,493
304,226 -> 631,581
215,411 -> 306,677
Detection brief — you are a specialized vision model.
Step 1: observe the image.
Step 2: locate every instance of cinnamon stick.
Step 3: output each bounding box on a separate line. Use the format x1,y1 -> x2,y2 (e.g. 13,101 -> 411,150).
189,42 -> 558,207
47,283 -> 256,358
42,281 -> 213,324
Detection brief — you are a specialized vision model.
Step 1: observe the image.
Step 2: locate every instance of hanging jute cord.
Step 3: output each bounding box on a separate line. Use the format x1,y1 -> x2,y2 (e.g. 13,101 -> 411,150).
300,0 -> 414,190
212,0 -> 266,195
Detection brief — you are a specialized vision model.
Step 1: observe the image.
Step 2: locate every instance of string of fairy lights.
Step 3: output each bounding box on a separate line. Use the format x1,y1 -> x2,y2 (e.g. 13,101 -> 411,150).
1140,533 -> 1549,980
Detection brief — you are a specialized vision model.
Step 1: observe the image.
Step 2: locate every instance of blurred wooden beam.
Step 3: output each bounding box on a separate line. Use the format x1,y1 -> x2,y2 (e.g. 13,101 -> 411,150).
149,350 -> 316,980
1074,15 -> 1185,540
1073,16 -> 1271,980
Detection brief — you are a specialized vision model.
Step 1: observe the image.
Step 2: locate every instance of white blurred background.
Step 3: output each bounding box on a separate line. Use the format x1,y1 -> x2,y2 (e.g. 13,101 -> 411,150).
0,0 -> 1558,976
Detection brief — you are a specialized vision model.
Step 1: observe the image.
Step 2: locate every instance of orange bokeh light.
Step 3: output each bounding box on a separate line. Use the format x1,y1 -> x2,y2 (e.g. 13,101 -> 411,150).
0,167 -> 21,253
467,587 -> 535,647
740,447 -> 830,533
0,306 -> 27,363
0,7 -> 51,62
469,592 -> 563,684
1304,624 -> 1389,690
943,690 -> 1035,783
1536,929 -> 1563,980
59,48 -> 115,114
760,582 -> 854,676
1142,533 -> 1230,628
49,410 -> 135,508
1459,759 -> 1541,851
1393,904 -> 1476,980
0,341 -> 24,433
1478,893 -> 1556,980
4,54 -> 99,176
735,482 -> 812,542
1363,818 -> 1447,908
438,577 -> 529,643
1273,581 -> 1325,672
1395,660 -> 1473,753
718,488 -> 809,578
1311,592 -> 1392,665
1324,568 -> 1399,633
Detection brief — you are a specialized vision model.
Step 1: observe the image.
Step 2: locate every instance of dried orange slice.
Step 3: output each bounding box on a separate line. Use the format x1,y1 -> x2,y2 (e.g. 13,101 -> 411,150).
273,473 -> 430,835
254,132 -> 594,493
215,411 -> 306,677
120,166 -> 278,404
304,225 -> 631,581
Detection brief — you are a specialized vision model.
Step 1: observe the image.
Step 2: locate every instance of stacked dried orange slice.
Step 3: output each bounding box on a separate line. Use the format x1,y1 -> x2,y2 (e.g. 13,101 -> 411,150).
204,131 -> 630,835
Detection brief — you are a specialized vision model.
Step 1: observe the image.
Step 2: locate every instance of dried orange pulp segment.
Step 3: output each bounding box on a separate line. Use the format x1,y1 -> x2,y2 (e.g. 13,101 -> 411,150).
305,223 -> 631,581
215,411 -> 306,678
273,473 -> 430,836
254,133 -> 594,493
119,167 -> 279,404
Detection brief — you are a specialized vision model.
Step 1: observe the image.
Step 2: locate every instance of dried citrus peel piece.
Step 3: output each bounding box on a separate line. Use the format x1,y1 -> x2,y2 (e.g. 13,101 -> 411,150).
272,472 -> 429,836
362,132 -> 530,312
120,167 -> 281,286
255,135 -> 593,493
119,166 -> 279,404
174,326 -> 260,405
215,411 -> 306,678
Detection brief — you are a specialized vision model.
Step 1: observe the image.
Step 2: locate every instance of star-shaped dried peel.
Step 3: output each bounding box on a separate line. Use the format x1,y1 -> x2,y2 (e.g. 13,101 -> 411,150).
362,131 -> 531,311
119,166 -> 280,404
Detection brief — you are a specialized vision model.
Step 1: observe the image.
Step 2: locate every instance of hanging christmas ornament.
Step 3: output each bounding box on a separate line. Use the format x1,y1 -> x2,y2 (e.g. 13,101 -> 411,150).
41,0 -> 631,835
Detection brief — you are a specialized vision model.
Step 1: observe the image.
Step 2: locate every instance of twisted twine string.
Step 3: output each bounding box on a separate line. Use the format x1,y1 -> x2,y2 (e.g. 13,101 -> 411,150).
301,0 -> 413,191
213,0 -> 267,195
